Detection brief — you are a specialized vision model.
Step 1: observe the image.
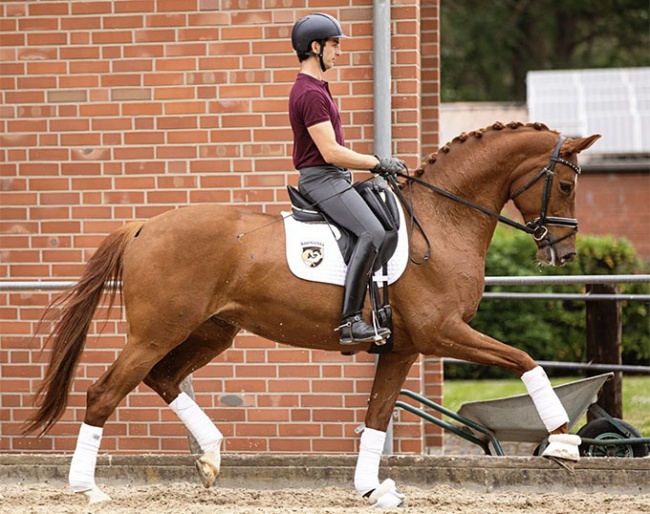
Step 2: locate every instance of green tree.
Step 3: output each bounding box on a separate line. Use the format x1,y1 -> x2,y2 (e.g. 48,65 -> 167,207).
441,0 -> 650,102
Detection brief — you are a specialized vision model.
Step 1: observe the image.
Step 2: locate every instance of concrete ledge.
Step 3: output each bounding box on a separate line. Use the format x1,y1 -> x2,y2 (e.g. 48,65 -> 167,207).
1,454 -> 647,494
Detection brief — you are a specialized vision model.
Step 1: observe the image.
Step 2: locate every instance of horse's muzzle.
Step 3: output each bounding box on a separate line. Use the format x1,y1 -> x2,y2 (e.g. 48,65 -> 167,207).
536,245 -> 577,267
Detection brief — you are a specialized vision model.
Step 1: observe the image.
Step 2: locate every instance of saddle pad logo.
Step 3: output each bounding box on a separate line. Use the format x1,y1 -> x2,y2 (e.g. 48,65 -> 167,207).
301,242 -> 324,267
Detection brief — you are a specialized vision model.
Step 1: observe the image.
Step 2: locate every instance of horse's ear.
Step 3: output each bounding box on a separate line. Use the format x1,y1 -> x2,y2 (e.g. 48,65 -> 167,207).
562,134 -> 601,155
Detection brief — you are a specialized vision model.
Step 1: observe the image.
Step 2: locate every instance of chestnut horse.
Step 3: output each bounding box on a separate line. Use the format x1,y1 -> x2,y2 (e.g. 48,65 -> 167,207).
25,123 -> 599,508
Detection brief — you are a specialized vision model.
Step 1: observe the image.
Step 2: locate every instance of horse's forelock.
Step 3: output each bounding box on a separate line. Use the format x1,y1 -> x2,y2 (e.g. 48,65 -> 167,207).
414,121 -> 555,176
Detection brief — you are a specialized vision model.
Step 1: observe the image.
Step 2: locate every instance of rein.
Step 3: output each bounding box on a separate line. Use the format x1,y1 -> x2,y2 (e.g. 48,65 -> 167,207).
389,135 -> 582,261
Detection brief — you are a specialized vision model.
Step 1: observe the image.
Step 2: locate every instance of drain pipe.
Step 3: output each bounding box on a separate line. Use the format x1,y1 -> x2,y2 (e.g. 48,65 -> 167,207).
372,0 -> 394,457
373,0 -> 392,159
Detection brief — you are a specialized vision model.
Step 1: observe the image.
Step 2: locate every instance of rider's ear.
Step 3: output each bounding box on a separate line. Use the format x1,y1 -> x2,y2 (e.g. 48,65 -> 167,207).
311,40 -> 322,54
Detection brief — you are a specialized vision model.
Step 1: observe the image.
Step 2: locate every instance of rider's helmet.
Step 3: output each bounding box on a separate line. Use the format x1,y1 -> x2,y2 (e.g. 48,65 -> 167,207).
291,13 -> 349,69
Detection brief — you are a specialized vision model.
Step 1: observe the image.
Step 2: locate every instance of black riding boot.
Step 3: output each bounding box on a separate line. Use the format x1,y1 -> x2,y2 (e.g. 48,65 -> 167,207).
338,236 -> 391,345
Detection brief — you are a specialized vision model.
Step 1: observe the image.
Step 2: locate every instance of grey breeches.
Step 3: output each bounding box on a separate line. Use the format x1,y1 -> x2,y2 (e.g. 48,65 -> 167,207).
298,165 -> 386,251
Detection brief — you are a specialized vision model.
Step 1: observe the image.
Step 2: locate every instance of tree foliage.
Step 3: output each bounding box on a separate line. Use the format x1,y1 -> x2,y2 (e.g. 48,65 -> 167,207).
441,0 -> 650,102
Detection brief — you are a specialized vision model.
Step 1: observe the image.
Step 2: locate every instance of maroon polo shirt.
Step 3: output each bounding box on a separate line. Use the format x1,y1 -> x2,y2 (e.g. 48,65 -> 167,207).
289,73 -> 345,170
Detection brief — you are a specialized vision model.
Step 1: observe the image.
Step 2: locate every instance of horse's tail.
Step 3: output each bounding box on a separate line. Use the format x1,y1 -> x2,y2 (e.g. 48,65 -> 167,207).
22,222 -> 144,437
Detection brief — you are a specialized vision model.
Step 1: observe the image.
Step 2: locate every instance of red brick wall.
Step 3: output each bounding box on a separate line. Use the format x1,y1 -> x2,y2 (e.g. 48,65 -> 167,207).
0,1 -> 442,455
577,172 -> 650,260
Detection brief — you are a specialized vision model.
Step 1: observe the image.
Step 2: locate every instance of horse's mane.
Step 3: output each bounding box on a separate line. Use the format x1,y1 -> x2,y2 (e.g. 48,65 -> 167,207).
413,121 -> 557,177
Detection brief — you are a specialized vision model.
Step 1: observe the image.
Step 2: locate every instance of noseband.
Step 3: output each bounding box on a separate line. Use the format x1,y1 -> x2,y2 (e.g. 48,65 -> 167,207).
511,135 -> 581,247
389,134 -> 581,262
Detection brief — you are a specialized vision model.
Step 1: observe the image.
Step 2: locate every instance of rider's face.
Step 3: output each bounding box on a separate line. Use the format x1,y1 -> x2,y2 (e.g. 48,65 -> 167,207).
318,38 -> 341,70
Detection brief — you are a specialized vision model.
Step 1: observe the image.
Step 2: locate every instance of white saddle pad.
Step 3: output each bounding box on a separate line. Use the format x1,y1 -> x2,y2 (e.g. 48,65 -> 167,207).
282,194 -> 409,286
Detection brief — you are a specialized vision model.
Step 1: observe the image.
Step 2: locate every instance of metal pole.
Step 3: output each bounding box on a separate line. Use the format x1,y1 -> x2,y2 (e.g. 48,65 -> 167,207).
2,275 -> 648,292
435,358 -> 650,375
373,0 -> 392,159
373,0 -> 393,456
484,274 -> 650,286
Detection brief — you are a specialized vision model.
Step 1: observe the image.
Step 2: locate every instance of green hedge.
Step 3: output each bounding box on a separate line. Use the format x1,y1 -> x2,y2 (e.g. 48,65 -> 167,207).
445,227 -> 649,379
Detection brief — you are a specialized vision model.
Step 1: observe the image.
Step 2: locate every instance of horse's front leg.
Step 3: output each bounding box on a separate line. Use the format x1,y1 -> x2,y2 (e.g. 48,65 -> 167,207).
433,320 -> 580,462
355,350 -> 418,509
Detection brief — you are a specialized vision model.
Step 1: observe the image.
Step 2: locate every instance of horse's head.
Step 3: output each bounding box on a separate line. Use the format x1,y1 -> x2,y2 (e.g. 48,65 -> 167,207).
511,133 -> 601,266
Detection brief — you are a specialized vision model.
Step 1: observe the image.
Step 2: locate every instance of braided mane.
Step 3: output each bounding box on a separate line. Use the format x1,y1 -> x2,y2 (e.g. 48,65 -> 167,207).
413,121 -> 556,177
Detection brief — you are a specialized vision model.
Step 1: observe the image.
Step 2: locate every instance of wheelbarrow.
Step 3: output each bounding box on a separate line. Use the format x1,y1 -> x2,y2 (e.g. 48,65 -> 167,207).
396,372 -> 649,458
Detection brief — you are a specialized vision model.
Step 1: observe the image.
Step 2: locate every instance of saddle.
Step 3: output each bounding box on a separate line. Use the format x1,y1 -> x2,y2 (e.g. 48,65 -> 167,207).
287,181 -> 401,268
286,181 -> 401,355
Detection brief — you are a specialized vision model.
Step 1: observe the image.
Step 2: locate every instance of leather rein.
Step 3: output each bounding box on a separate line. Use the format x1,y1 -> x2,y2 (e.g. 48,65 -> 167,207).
386,135 -> 582,264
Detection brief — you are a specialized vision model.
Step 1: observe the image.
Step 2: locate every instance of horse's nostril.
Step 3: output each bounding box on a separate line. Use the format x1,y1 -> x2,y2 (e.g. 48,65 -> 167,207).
560,252 -> 577,265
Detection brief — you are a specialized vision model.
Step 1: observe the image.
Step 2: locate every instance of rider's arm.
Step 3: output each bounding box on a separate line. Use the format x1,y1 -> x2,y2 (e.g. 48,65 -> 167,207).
307,120 -> 379,171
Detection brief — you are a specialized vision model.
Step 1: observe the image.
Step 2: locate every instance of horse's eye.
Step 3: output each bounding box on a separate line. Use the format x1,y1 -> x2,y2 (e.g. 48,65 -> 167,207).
559,182 -> 573,195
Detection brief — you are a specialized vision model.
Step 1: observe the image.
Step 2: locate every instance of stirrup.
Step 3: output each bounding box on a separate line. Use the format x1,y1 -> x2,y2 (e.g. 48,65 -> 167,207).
337,315 -> 390,345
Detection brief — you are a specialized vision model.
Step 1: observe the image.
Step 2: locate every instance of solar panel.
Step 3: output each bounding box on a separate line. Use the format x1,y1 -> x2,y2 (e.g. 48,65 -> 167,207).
527,67 -> 650,155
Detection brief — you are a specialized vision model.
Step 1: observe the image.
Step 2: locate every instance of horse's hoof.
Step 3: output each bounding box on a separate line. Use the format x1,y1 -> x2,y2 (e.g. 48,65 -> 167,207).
82,486 -> 111,505
542,434 -> 581,462
367,479 -> 405,509
195,450 -> 221,488
547,456 -> 576,473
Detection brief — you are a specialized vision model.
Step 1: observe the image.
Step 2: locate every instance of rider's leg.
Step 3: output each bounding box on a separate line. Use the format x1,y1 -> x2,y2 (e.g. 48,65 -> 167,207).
338,233 -> 390,344
298,167 -> 389,345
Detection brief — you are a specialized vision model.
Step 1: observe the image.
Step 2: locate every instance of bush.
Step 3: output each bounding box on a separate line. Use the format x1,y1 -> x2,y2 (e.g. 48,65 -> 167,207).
445,227 -> 649,379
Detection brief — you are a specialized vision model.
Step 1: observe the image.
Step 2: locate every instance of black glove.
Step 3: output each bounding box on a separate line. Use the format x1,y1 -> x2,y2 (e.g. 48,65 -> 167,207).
371,156 -> 406,177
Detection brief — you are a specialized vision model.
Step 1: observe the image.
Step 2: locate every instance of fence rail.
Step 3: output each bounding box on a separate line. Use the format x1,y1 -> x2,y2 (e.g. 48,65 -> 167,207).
2,274 -> 649,294
484,274 -> 650,285
427,358 -> 650,375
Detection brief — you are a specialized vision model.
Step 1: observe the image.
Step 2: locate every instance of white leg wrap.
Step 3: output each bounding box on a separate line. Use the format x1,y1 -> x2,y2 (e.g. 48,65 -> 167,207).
522,366 -> 570,432
354,427 -> 386,496
169,392 -> 223,452
69,423 -> 103,493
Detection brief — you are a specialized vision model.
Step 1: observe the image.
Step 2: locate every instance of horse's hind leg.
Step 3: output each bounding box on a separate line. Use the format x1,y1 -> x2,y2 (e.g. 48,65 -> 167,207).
69,333 -> 188,503
143,318 -> 239,488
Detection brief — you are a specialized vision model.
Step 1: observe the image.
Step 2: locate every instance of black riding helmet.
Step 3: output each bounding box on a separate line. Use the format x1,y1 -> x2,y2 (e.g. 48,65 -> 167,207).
291,13 -> 349,71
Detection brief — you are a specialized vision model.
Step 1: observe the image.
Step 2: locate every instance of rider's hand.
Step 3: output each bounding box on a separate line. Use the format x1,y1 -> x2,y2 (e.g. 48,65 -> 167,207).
371,156 -> 407,177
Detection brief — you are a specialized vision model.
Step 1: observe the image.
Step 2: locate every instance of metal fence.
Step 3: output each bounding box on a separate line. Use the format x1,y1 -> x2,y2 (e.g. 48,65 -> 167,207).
482,274 -> 650,301
2,274 -> 649,292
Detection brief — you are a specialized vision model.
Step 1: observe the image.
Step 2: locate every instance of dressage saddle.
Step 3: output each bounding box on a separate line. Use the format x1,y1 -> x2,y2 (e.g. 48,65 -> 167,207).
286,181 -> 401,270
286,181 -> 401,355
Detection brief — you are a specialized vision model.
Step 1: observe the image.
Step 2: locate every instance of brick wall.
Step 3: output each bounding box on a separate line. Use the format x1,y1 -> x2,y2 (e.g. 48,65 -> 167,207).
0,1 -> 442,455
577,172 -> 650,260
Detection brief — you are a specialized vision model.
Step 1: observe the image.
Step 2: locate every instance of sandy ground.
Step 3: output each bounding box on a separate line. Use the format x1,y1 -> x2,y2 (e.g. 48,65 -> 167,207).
1,483 -> 649,514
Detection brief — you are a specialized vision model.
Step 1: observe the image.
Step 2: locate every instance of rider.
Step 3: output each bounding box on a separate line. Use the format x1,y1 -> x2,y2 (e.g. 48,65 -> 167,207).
289,13 -> 406,346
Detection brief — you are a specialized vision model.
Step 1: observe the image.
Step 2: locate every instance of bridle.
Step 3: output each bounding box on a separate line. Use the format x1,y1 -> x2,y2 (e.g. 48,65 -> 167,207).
510,135 -> 581,247
388,134 -> 582,262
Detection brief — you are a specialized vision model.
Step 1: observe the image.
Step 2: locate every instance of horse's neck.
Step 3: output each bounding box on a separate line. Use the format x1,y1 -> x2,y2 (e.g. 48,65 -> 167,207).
414,141 -> 516,252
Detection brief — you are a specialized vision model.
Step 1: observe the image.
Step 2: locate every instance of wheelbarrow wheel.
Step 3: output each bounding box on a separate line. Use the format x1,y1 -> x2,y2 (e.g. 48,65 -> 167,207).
576,418 -> 649,458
